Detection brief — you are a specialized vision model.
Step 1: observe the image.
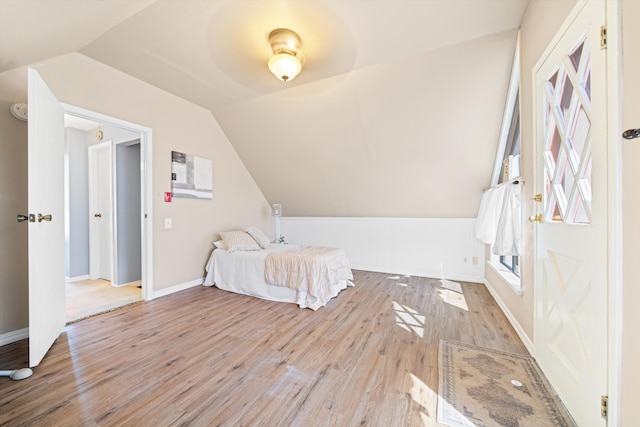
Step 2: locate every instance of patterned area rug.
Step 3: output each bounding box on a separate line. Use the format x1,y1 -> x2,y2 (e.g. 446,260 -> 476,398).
437,339 -> 576,427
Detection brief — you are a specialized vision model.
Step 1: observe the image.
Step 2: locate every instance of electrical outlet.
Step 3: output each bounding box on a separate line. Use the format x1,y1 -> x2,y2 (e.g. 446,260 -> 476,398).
472,256 -> 479,265
164,218 -> 172,229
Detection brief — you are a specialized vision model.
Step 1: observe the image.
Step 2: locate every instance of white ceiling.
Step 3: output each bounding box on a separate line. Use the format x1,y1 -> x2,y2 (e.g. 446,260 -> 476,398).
0,0 -> 531,217
1,0 -> 529,112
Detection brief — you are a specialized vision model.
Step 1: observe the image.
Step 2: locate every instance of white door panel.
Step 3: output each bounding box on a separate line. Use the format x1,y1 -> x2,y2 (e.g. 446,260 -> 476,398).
89,141 -> 113,281
27,68 -> 66,367
533,1 -> 608,426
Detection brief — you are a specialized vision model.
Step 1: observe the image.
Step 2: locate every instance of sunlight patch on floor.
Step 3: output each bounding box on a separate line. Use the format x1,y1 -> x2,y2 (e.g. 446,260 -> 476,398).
387,275 -> 411,287
437,279 -> 468,311
408,373 -> 435,425
393,301 -> 425,337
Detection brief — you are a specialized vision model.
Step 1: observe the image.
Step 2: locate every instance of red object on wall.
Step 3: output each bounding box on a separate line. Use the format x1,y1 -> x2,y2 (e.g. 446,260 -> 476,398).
164,192 -> 172,202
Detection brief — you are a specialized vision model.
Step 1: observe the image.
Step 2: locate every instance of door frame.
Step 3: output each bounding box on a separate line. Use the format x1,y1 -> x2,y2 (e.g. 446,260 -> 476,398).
604,1 -> 622,424
63,103 -> 154,301
530,0 -> 622,424
88,140 -> 114,282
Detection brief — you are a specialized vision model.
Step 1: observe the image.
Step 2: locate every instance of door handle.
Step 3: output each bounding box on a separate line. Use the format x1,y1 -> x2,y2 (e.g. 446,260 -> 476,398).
94,213 -> 102,218
17,214 -> 36,223
528,213 -> 543,223
37,213 -> 52,223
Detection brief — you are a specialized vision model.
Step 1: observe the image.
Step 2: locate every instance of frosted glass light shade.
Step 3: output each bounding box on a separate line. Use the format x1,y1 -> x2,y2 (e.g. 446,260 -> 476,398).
268,53 -> 302,82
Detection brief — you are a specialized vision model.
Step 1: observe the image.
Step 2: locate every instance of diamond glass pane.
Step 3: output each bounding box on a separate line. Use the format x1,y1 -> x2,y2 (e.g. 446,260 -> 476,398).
549,70 -> 559,92
567,106 -> 590,170
559,74 -> 574,125
554,151 -> 571,216
585,69 -> 591,99
580,154 -> 593,205
551,198 -> 563,222
569,42 -> 584,72
570,195 -> 590,224
545,126 -> 562,173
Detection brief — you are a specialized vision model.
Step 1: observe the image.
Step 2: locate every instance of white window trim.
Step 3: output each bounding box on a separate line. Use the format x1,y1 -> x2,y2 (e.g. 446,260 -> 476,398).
487,259 -> 523,296
491,30 -> 522,187
488,30 -> 523,296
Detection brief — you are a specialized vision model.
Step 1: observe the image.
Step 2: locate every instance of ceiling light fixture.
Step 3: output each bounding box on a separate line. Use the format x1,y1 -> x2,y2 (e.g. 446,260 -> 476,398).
95,123 -> 103,141
267,28 -> 304,82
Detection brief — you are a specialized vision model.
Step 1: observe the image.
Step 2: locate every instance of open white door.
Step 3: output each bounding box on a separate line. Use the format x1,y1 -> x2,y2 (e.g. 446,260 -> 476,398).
532,1 -> 608,425
27,68 -> 66,368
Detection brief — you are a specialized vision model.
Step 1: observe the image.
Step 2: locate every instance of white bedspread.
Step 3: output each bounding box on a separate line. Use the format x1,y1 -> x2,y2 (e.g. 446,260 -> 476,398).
203,244 -> 354,310
265,246 -> 353,306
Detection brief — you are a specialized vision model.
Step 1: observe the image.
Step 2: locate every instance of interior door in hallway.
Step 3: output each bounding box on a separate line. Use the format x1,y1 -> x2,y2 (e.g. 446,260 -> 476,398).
89,141 -> 113,281
532,1 -> 608,426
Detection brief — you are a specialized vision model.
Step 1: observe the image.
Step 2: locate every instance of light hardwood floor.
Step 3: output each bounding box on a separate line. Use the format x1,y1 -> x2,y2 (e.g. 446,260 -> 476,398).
0,270 -> 526,426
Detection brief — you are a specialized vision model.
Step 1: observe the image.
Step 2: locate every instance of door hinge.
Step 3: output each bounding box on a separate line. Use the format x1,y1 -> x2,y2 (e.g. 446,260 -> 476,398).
600,25 -> 607,50
601,395 -> 608,418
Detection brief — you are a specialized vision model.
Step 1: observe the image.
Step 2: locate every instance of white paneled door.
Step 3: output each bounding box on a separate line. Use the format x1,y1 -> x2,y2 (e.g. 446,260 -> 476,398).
532,1 -> 608,426
27,69 -> 66,367
88,141 -> 113,281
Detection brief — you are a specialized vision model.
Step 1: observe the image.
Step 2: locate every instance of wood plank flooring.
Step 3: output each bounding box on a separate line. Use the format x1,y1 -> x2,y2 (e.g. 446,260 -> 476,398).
0,270 -> 527,426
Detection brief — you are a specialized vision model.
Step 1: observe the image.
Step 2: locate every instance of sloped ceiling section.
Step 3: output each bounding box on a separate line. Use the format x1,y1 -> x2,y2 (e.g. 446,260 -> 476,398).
0,0 -> 528,218
213,30 -> 519,218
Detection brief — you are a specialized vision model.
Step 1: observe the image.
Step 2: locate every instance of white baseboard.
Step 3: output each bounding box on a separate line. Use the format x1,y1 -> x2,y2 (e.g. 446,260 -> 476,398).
65,274 -> 89,282
151,278 -> 203,300
113,280 -> 142,288
0,327 -> 29,346
483,279 -> 534,354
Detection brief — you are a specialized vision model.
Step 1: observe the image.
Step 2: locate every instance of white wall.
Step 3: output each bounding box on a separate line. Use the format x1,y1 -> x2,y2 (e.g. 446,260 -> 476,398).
281,217 -> 485,282
0,52 -> 272,337
65,127 -> 90,278
621,0 -> 640,423
0,76 -> 29,336
115,141 -> 141,285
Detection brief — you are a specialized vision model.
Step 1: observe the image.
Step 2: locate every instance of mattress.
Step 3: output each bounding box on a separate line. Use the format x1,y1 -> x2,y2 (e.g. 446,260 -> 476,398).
203,244 -> 353,310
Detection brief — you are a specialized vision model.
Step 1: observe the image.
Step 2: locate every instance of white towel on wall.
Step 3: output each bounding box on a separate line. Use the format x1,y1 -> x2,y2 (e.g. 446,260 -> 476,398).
475,184 -> 507,245
493,183 -> 522,256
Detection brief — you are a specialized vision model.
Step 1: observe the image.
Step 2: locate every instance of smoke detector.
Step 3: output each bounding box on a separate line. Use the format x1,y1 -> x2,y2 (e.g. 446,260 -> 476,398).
10,103 -> 28,121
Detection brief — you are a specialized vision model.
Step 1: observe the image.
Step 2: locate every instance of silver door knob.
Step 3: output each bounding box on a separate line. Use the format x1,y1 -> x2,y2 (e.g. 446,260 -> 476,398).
37,213 -> 52,222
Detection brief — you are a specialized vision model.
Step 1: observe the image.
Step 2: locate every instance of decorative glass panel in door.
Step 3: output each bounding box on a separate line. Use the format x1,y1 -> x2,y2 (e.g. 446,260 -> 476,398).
541,36 -> 592,224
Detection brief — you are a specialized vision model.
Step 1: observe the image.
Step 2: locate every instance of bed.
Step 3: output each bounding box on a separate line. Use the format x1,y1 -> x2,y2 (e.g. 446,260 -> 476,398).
203,243 -> 354,310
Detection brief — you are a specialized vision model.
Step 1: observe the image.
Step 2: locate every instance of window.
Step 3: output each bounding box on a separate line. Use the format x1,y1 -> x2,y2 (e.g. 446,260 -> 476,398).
489,31 -> 522,291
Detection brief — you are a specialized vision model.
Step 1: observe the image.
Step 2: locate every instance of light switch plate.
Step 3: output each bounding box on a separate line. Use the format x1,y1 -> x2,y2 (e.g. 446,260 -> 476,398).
164,218 -> 172,229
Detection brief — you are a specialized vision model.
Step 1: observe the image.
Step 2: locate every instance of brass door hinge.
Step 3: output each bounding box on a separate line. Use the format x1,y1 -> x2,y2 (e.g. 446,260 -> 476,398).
601,395 -> 608,418
600,26 -> 607,50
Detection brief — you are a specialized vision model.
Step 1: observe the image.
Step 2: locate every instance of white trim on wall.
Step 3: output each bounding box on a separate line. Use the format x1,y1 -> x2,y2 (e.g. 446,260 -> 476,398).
0,328 -> 28,347
281,217 -> 485,282
483,280 -> 533,353
152,278 -> 203,300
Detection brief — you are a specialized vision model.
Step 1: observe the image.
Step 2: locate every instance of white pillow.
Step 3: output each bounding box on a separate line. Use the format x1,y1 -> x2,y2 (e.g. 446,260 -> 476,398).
219,230 -> 260,253
244,226 -> 270,249
213,240 -> 225,249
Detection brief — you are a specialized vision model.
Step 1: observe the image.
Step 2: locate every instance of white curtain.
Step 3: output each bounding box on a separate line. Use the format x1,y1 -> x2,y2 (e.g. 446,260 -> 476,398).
475,182 -> 522,256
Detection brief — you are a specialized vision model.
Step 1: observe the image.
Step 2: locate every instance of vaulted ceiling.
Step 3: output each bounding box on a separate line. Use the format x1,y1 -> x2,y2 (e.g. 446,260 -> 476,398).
0,0 -> 530,217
